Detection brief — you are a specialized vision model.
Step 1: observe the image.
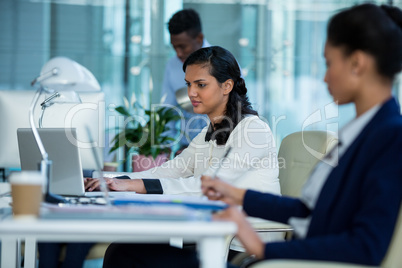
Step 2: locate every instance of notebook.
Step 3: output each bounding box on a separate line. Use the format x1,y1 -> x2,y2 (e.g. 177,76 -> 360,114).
17,128 -> 135,198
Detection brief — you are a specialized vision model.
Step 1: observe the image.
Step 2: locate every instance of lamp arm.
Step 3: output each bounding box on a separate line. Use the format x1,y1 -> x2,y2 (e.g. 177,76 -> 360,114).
29,87 -> 66,204
30,67 -> 58,87
29,87 -> 48,160
39,107 -> 45,128
39,92 -> 60,128
41,92 -> 60,107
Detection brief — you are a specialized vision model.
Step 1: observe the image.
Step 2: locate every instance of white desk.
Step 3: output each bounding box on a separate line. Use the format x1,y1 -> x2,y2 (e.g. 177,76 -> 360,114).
0,212 -> 236,268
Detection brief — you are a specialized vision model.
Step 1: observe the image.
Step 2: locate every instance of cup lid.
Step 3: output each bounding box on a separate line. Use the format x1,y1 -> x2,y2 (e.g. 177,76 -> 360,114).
9,171 -> 44,185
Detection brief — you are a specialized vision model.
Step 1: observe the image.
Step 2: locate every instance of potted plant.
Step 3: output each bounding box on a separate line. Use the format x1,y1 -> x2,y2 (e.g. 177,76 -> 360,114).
109,93 -> 181,172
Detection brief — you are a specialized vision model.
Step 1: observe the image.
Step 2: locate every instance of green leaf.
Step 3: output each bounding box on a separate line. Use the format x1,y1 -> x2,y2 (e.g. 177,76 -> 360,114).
109,98 -> 185,158
115,106 -> 131,116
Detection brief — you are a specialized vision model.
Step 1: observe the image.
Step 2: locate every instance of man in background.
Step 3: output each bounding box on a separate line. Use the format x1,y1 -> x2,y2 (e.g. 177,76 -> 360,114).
162,9 -> 210,152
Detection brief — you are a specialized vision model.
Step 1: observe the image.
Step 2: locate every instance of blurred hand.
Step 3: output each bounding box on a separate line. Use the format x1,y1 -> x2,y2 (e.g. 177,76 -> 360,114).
214,206 -> 265,259
105,178 -> 141,192
84,177 -> 146,193
84,178 -> 101,191
201,175 -> 246,206
213,206 -> 247,225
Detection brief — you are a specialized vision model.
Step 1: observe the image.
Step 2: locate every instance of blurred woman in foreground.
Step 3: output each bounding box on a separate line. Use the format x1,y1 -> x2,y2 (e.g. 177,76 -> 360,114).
203,3 -> 402,266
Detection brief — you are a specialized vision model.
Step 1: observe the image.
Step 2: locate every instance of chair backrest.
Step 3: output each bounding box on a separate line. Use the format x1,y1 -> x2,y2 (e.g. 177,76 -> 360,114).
278,131 -> 338,198
382,203 -> 402,268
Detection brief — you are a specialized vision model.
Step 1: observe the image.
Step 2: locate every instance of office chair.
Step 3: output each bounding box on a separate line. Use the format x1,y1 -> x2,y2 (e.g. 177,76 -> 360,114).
278,130 -> 338,198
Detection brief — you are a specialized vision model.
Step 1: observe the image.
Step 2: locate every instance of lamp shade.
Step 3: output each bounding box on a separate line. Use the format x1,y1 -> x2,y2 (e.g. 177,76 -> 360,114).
38,57 -> 101,92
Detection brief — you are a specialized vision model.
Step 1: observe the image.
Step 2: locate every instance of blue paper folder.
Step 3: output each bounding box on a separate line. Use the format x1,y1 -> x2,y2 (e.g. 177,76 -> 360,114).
112,194 -> 229,211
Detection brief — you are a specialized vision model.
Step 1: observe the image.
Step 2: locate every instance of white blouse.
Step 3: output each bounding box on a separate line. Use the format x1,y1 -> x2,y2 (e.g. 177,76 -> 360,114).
127,115 -> 280,196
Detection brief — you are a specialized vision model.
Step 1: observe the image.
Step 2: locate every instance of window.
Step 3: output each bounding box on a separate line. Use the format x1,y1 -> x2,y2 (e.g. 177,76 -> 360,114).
1,0 -> 400,169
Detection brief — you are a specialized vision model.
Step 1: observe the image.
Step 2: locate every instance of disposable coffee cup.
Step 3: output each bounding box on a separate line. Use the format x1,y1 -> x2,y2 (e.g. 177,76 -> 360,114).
9,171 -> 44,220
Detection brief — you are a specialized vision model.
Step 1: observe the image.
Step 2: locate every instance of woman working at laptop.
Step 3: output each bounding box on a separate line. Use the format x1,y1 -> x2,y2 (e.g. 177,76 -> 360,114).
85,46 -> 280,198
40,46 -> 280,268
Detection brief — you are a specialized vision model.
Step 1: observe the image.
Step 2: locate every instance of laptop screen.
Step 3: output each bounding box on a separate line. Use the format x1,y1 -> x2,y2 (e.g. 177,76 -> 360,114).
17,128 -> 86,196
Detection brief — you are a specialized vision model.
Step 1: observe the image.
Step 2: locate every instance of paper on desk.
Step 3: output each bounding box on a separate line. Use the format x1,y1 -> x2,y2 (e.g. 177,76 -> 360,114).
112,194 -> 229,211
40,202 -> 211,221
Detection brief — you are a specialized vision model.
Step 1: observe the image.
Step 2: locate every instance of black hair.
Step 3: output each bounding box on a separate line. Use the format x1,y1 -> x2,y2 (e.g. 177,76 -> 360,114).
183,46 -> 258,145
327,3 -> 402,80
168,9 -> 202,38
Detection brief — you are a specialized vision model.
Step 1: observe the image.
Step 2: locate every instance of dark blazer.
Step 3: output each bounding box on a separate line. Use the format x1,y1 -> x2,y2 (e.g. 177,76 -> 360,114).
243,97 -> 402,265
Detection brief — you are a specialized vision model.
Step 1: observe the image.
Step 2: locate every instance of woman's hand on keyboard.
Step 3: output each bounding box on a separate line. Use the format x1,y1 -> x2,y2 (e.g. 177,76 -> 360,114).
106,178 -> 146,193
84,177 -> 101,192
84,177 -> 146,193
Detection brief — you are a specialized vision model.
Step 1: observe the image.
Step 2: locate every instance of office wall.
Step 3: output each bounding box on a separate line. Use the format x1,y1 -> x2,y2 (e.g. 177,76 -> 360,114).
0,1 -> 49,89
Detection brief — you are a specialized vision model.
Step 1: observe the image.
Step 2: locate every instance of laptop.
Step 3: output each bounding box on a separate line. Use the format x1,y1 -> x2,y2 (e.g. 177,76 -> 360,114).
17,128 -> 134,198
18,128 -> 88,196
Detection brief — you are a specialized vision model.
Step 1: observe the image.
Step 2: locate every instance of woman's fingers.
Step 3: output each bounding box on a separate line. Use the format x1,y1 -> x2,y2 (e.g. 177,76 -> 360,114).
205,189 -> 222,200
105,178 -> 113,184
213,207 -> 241,222
85,178 -> 99,191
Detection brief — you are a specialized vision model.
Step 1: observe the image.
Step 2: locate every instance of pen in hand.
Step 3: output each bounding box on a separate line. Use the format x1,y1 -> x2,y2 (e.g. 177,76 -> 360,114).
211,147 -> 232,180
203,147 -> 232,199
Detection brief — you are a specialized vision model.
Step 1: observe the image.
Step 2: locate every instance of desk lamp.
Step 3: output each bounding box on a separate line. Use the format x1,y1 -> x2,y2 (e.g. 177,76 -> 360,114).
30,57 -> 101,203
39,91 -> 81,128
